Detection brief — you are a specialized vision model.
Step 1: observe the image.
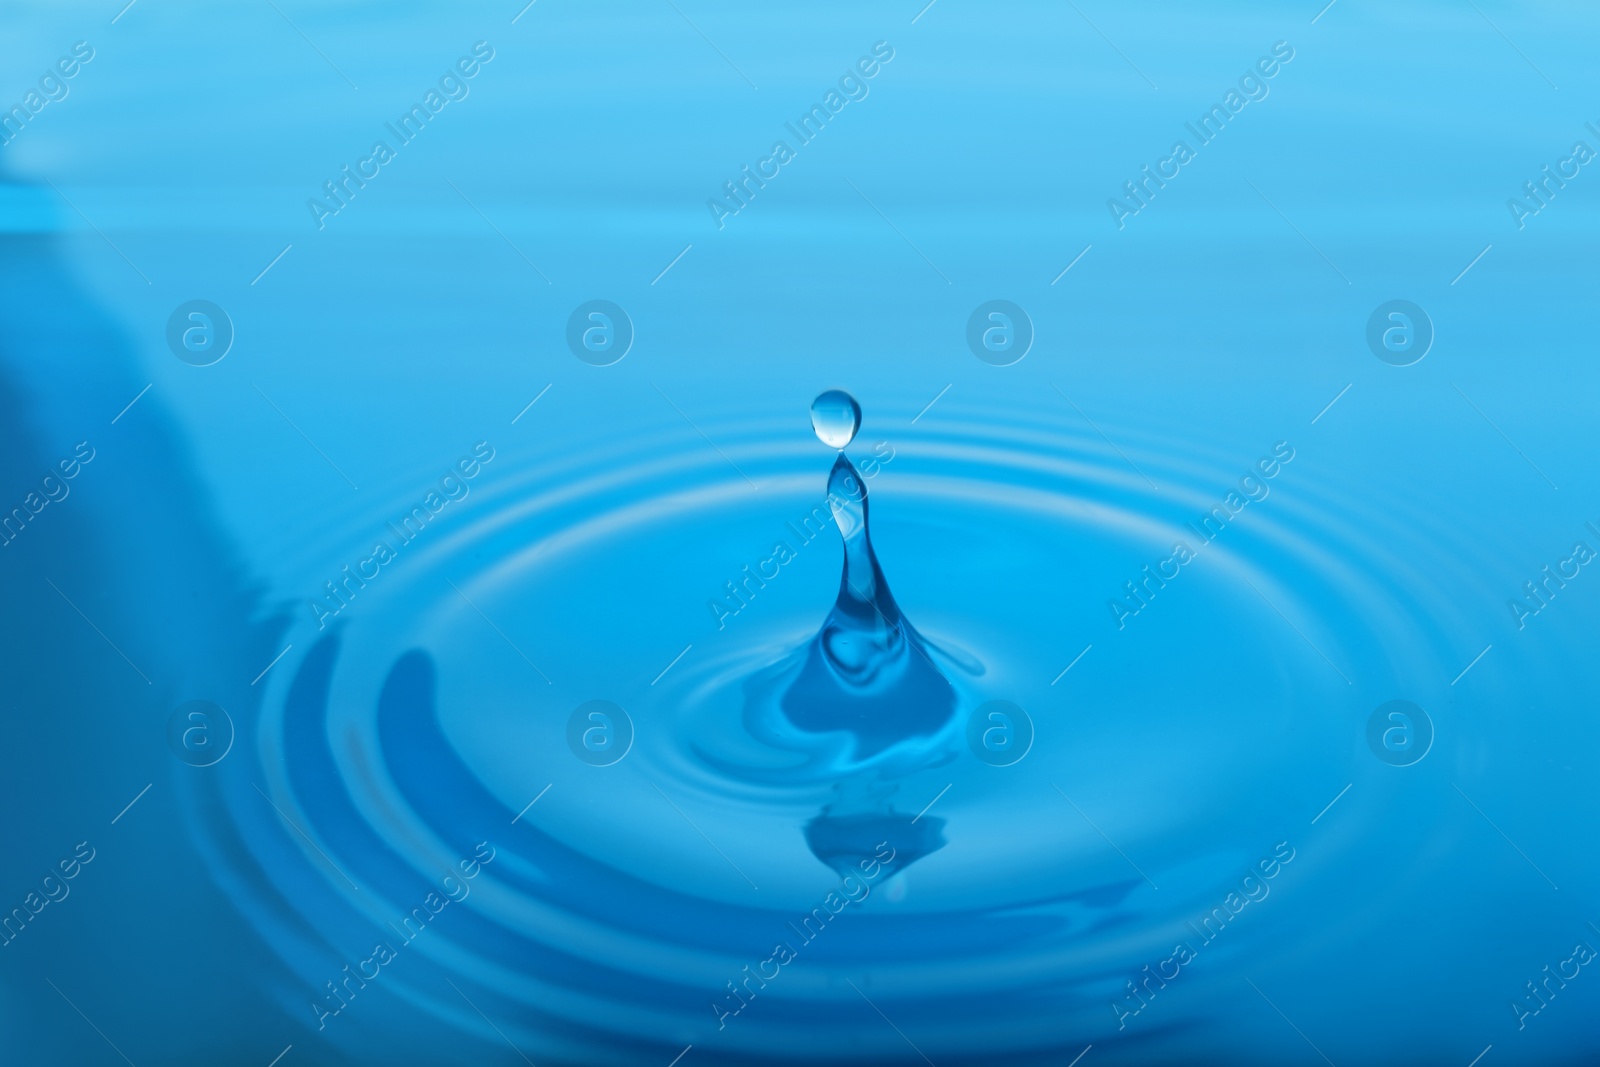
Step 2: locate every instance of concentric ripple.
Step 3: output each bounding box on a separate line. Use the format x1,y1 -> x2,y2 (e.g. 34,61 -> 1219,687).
179,395 -> 1550,1065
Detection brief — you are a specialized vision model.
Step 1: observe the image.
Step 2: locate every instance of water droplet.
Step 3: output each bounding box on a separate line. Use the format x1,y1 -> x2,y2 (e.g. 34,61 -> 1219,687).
810,389 -> 861,449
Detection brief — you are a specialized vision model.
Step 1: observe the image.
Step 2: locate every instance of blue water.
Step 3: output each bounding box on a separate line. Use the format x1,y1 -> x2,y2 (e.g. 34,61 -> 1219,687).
3,1 -> 1599,1064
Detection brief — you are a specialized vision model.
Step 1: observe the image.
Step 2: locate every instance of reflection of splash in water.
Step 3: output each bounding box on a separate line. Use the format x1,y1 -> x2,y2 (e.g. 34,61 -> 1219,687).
803,780 -> 946,883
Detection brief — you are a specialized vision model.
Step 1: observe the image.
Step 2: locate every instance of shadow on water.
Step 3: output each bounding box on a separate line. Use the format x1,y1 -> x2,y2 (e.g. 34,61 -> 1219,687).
0,170 -> 291,1064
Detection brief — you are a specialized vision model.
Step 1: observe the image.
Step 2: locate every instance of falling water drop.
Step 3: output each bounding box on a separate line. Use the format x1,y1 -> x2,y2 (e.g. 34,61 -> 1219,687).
773,391 -> 957,758
810,389 -> 861,450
